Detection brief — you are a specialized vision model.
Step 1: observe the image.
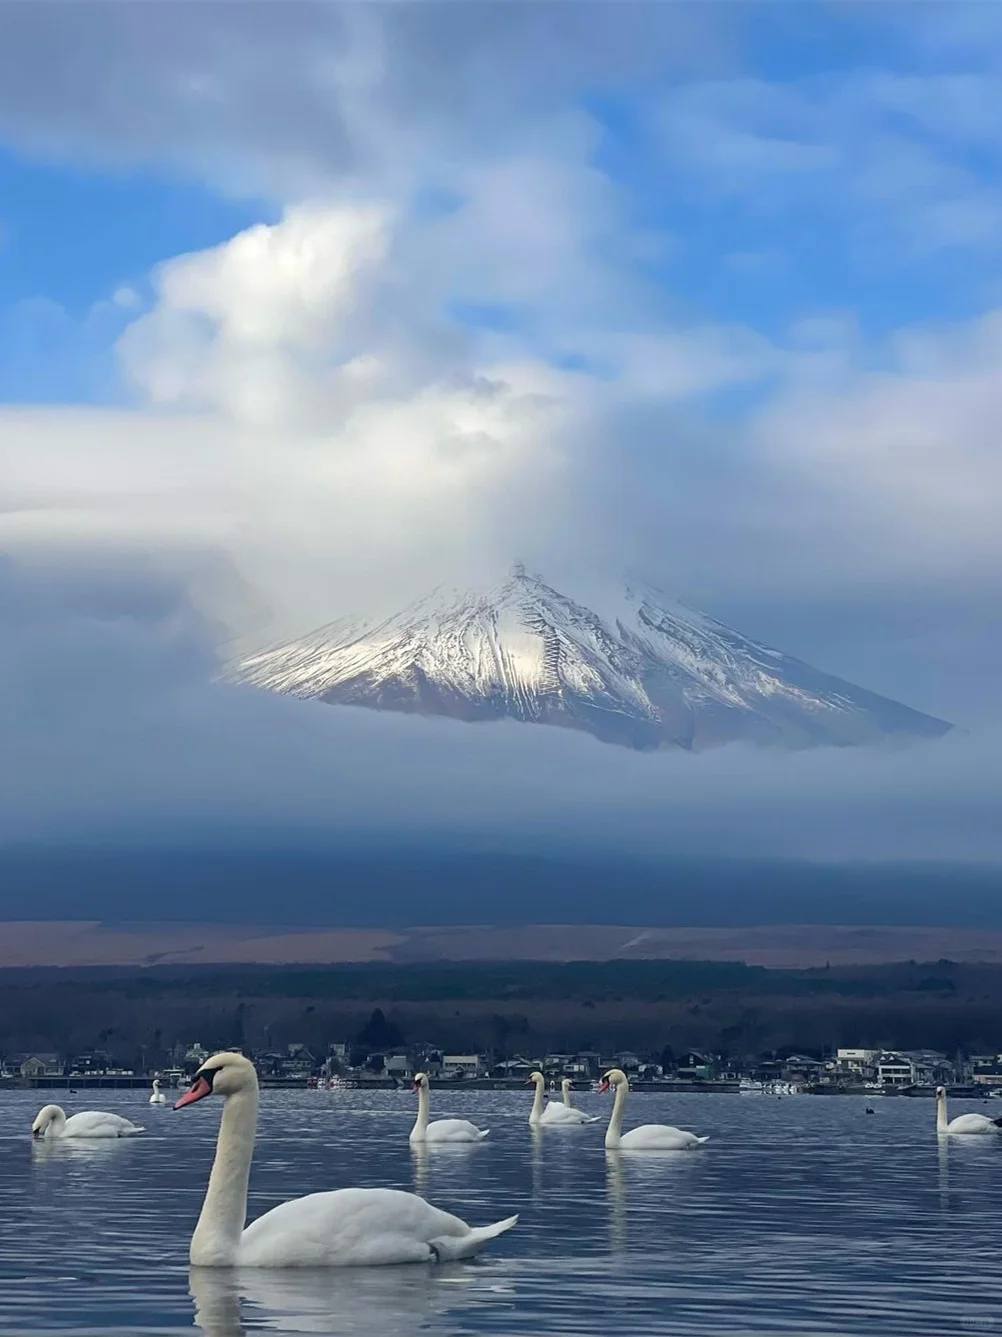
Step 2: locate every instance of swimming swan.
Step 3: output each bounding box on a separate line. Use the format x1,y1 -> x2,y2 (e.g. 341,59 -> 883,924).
599,1069 -> 709,1150
175,1051 -> 517,1266
150,1079 -> 167,1105
31,1105 -> 144,1139
936,1086 -> 1002,1136
409,1073 -> 489,1144
539,1077 -> 599,1125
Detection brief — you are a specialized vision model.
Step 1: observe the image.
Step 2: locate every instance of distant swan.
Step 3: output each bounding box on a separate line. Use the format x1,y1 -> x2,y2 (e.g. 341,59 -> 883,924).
409,1073 -> 489,1144
175,1051 -> 517,1265
936,1086 -> 1002,1136
31,1105 -> 144,1139
538,1076 -> 598,1125
150,1079 -> 167,1105
599,1069 -> 709,1150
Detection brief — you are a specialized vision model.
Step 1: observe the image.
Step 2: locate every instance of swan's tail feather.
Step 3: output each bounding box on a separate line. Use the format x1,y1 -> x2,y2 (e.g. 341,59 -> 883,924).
477,1129 -> 491,1139
695,1135 -> 710,1144
585,1115 -> 601,1123
433,1214 -> 518,1261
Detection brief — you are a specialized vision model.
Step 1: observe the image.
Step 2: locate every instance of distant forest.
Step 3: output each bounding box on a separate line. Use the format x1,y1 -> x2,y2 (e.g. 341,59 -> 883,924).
2,958 -> 1001,1064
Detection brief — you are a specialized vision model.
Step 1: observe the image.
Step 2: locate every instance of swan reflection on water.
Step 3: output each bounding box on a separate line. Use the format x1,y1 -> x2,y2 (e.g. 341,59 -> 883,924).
409,1138 -> 482,1199
605,1151 -> 627,1255
189,1261 -> 480,1336
604,1142 -> 707,1256
30,1135 -> 125,1164
936,1126 -> 999,1214
530,1124 -> 544,1201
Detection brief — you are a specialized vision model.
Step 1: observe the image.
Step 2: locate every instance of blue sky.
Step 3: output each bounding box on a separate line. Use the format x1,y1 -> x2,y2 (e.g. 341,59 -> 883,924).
0,146 -> 272,401
0,3 -> 1001,861
2,4 -> 1001,380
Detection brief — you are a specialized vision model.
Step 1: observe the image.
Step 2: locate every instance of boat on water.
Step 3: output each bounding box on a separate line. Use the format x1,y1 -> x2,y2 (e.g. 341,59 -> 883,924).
740,1078 -> 801,1095
739,1078 -> 765,1094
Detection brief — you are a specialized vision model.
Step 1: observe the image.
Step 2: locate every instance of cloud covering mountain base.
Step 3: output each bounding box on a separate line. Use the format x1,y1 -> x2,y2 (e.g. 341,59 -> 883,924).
0,555 -> 999,898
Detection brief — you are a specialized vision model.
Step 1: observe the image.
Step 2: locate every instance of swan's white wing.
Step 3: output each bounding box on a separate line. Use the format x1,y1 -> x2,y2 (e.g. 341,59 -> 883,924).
947,1113 -> 1002,1134
62,1112 -> 144,1138
539,1103 -> 596,1125
424,1119 -> 488,1143
236,1188 -> 516,1267
618,1123 -> 708,1150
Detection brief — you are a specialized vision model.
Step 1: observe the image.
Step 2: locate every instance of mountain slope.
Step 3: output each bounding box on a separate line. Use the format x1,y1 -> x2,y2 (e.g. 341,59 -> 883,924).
231,567 -> 952,751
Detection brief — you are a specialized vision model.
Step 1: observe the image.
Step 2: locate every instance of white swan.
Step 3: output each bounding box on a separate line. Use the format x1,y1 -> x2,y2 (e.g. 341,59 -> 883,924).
539,1077 -> 599,1125
150,1078 -> 167,1105
599,1069 -> 709,1150
526,1070 -> 549,1126
31,1104 -> 144,1139
408,1073 -> 489,1144
936,1086 -> 1002,1136
175,1051 -> 517,1266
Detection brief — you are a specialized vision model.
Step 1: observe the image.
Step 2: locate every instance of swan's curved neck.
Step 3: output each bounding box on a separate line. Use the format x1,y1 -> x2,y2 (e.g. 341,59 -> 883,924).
192,1085 -> 258,1265
605,1080 -> 627,1149
562,1082 -> 574,1108
529,1077 -> 545,1124
411,1083 -> 430,1138
936,1090 -> 948,1133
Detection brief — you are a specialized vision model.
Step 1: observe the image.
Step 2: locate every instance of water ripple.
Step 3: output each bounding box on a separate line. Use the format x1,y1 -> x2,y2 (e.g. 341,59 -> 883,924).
0,1088 -> 1000,1334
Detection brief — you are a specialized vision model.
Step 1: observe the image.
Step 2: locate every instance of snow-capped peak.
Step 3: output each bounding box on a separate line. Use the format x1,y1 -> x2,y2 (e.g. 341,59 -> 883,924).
231,566 -> 952,751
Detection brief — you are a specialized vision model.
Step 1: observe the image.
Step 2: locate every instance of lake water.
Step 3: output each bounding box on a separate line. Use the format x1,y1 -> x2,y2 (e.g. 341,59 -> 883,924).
0,1086 -> 999,1335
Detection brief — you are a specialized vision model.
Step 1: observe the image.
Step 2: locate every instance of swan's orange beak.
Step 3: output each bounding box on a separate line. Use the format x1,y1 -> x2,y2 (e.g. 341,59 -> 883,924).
598,1079 -> 610,1094
174,1075 -> 212,1109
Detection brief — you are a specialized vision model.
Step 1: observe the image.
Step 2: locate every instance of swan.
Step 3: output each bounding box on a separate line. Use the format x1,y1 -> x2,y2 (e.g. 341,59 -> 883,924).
539,1077 -> 599,1125
526,1070 -> 550,1126
599,1069 -> 709,1150
150,1078 -> 167,1105
409,1073 -> 489,1144
174,1050 -> 517,1266
31,1104 -> 144,1139
936,1086 -> 1002,1136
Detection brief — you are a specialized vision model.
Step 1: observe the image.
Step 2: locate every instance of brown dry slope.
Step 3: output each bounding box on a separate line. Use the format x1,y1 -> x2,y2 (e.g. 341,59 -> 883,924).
3,921 -> 1002,968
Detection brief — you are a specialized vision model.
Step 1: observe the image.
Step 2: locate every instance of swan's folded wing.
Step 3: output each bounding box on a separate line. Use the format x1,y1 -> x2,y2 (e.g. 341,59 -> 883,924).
619,1123 -> 708,1150
237,1188 -> 514,1268
541,1103 -> 595,1124
425,1118 -> 487,1142
63,1111 -> 142,1138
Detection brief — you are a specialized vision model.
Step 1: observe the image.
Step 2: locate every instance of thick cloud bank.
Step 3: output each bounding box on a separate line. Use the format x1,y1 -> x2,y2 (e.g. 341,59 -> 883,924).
0,556 -> 997,868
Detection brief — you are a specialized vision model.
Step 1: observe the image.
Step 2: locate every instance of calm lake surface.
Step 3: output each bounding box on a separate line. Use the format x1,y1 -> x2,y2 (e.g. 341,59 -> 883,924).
0,1086 -> 999,1335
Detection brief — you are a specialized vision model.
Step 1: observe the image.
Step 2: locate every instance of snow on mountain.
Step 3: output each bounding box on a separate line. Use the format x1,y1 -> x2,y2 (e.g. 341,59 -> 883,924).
229,565 -> 952,751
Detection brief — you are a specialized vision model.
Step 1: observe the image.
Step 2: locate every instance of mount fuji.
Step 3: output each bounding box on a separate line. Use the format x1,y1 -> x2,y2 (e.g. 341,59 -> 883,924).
230,566 -> 952,751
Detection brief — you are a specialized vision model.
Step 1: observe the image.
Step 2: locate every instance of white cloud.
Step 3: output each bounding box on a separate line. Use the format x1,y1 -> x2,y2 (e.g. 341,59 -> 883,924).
752,309 -> 1002,587
5,183 -> 1002,647
118,203 -> 390,425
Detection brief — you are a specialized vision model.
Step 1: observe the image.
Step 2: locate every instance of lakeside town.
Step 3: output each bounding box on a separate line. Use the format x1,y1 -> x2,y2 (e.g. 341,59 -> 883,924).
5,1029 -> 1002,1098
